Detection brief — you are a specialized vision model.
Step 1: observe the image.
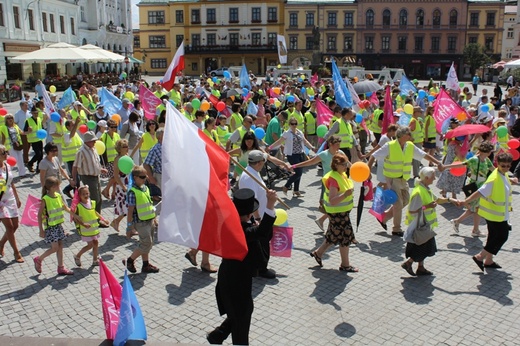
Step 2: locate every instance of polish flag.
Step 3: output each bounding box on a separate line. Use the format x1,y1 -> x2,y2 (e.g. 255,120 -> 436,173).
162,41 -> 185,92
158,103 -> 247,260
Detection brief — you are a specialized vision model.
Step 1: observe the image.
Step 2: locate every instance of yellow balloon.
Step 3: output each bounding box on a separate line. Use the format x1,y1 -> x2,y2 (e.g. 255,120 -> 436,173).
274,209 -> 288,226
274,100 -> 281,108
277,64 -> 282,69
94,140 -> 106,155
403,104 -> 413,115
49,85 -> 56,93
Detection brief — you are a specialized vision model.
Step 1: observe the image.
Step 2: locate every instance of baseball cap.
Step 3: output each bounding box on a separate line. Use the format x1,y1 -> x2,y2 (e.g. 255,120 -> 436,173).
73,101 -> 82,106
97,120 -> 107,128
95,103 -> 104,110
122,98 -> 131,104
248,150 -> 268,163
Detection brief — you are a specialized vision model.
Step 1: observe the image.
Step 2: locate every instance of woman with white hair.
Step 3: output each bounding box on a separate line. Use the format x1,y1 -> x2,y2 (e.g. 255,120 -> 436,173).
402,167 -> 457,276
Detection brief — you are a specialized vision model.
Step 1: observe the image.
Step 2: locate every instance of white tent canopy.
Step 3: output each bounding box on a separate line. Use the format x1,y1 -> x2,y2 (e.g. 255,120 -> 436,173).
79,44 -> 126,63
504,59 -> 520,68
10,42 -> 110,63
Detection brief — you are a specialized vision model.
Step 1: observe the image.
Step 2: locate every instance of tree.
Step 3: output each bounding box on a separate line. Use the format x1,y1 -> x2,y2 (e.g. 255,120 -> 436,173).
463,43 -> 491,74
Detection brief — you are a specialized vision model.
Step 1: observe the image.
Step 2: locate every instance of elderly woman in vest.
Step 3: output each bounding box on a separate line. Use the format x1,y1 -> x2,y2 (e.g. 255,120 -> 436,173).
1,114 -> 26,177
131,120 -> 158,162
464,152 -> 518,271
100,119 -> 121,200
401,167 -> 456,276
309,152 -> 358,272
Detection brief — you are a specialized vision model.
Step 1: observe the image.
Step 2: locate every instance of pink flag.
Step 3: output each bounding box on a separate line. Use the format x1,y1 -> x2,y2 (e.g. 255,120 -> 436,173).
381,86 -> 394,134
369,92 -> 379,105
139,85 -> 162,120
158,104 -> 247,260
99,258 -> 122,340
316,98 -> 333,126
270,226 -> 293,258
21,194 -> 41,226
433,89 -> 468,134
162,41 -> 185,91
310,73 -> 318,86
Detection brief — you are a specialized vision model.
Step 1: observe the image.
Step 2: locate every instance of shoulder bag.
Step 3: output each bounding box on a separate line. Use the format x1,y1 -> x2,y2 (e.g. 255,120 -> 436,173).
412,208 -> 437,246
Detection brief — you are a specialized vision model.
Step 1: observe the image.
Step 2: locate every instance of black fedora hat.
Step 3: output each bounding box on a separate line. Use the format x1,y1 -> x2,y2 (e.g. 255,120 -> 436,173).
232,188 -> 259,216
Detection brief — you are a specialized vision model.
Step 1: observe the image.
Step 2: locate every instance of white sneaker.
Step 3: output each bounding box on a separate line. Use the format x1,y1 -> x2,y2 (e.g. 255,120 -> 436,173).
472,230 -> 486,237
450,219 -> 459,233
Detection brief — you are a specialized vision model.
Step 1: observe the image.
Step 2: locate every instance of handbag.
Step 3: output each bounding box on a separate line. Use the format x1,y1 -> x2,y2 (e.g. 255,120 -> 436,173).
462,159 -> 479,197
412,208 -> 437,246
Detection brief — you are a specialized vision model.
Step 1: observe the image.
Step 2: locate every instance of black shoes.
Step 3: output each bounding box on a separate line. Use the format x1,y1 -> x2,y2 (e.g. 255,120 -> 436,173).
206,328 -> 227,344
142,263 -> 160,273
258,268 -> 276,279
123,258 -> 137,273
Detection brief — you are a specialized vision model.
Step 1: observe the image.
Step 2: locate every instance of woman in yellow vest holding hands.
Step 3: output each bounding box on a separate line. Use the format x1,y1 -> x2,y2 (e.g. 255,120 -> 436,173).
464,152 -> 518,271
310,153 -> 358,273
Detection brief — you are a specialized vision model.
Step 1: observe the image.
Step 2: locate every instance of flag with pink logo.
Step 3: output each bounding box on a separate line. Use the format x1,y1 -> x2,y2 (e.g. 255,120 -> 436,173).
433,88 -> 468,134
316,98 -> 333,126
139,85 -> 162,120
310,73 -> 318,86
21,194 -> 41,226
270,226 -> 293,258
99,258 -> 122,340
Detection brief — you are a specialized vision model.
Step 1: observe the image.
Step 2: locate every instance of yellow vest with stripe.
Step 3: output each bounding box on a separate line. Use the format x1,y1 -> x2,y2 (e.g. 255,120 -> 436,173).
54,121 -> 66,146
140,132 -> 158,160
76,201 -> 100,237
337,118 -> 354,148
287,110 -> 305,132
322,170 -> 354,213
71,109 -> 88,124
170,89 -> 181,106
230,112 -> 243,132
43,193 -> 64,226
26,117 -> 42,143
62,133 -> 83,162
100,132 -> 120,163
216,125 -> 229,145
329,115 -> 341,129
203,128 -> 220,146
368,109 -> 383,133
383,140 -> 414,180
131,186 -> 156,221
0,125 -> 22,151
497,134 -> 509,150
80,94 -> 93,109
410,118 -> 424,144
423,115 -> 436,142
478,169 -> 512,222
304,110 -> 316,135
405,183 -> 438,228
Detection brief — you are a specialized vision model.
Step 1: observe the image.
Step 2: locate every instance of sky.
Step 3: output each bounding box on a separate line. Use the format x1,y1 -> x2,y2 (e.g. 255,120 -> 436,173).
132,0 -> 139,29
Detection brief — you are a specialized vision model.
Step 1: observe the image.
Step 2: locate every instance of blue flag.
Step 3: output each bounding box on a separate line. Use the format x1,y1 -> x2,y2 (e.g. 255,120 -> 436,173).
399,75 -> 417,97
56,86 -> 77,110
113,271 -> 147,346
99,87 -> 122,116
331,59 -> 352,108
247,101 -> 258,116
240,64 -> 251,90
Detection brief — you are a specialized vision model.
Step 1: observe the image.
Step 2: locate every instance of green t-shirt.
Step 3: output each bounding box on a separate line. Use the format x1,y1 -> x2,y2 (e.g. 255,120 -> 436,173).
465,156 -> 494,187
265,117 -> 281,145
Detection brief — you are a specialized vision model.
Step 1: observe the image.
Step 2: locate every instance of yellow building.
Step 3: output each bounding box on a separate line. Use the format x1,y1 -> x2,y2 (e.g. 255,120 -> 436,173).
466,0 -> 505,60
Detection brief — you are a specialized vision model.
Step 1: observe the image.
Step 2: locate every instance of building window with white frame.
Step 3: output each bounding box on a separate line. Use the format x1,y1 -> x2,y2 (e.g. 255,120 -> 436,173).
42,12 -> 47,32
28,9 -> 34,30
268,7 -> 277,22
70,17 -> 75,35
289,36 -> 298,50
149,35 -> 166,48
13,6 -> 20,29
50,13 -> 55,32
80,6 -> 86,22
306,12 -> 314,27
148,11 -> 165,24
151,59 -> 167,69
60,15 -> 65,34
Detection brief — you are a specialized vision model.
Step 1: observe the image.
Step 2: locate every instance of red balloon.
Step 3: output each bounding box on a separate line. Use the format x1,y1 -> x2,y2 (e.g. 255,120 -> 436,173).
216,101 -> 226,112
0,109 -> 7,116
6,156 -> 16,167
449,161 -> 466,177
79,124 -> 88,134
508,139 -> 520,149
509,149 -> 520,161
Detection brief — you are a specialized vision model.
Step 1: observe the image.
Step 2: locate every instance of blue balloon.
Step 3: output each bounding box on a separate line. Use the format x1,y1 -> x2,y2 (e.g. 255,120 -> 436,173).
466,152 -> 474,159
383,189 -> 398,205
418,90 -> 427,99
355,114 -> 363,123
50,112 -> 61,122
481,104 -> 489,113
428,95 -> 435,102
250,125 -> 256,130
223,71 -> 232,79
212,77 -> 218,83
309,95 -> 314,101
366,92 -> 372,97
254,127 -> 265,140
36,129 -> 47,140
287,95 -> 295,103
242,87 -> 249,96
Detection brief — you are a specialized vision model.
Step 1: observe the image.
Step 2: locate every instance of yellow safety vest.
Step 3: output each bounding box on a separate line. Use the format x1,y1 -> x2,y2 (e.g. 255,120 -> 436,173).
203,128 -> 220,146
170,89 -> 181,106
80,94 -> 93,108
368,109 -> 383,134
76,201 -> 100,237
405,183 -> 438,228
131,186 -> 156,221
230,112 -> 243,132
286,110 -> 304,132
423,115 -> 436,142
478,169 -> 512,222
337,118 -> 354,148
100,132 -> 120,163
329,115 -> 341,129
54,121 -> 66,146
156,104 -> 166,116
71,109 -> 88,124
497,134 -> 509,150
232,127 -> 249,149
304,111 -> 317,135
410,118 -> 424,144
0,125 -> 22,151
216,125 -> 229,145
62,133 -> 83,162
43,193 -> 64,226
322,170 -> 354,213
140,132 -> 158,160
26,117 -> 42,143
383,140 -> 414,180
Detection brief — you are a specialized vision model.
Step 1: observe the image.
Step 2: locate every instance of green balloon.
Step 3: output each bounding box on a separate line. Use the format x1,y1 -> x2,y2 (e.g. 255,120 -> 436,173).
316,124 -> 328,138
496,126 -> 508,138
118,155 -> 134,175
87,120 -> 97,130
192,98 -> 201,110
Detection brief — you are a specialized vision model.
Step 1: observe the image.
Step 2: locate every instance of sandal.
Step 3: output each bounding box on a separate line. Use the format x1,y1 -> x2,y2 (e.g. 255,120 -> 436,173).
339,265 -> 359,273
102,190 -> 110,200
401,261 -> 416,276
184,252 -> 198,266
201,264 -> 218,273
33,256 -> 42,274
14,253 -> 25,263
92,261 -> 99,267
484,262 -> 502,269
293,191 -> 302,197
110,220 -> 120,233
472,256 -> 484,272
73,255 -> 82,267
416,268 -> 433,276
310,251 -> 323,267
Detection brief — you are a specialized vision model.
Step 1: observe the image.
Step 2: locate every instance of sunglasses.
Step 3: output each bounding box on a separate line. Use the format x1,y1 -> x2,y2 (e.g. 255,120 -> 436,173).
121,146 -> 129,148
109,126 -> 118,128
0,151 -> 7,155
331,140 -> 342,144
245,121 -> 253,124
136,175 -> 147,179
290,123 -> 297,125
51,149 -> 58,152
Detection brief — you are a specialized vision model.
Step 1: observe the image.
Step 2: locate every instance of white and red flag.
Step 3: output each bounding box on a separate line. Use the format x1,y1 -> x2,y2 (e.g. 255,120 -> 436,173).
158,103 -> 248,260
162,41 -> 185,91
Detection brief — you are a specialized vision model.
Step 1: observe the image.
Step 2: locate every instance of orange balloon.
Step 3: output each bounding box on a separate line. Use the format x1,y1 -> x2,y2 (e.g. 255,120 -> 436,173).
111,114 -> 121,124
350,162 -> 370,182
456,112 -> 467,121
273,87 -> 281,95
200,101 -> 210,111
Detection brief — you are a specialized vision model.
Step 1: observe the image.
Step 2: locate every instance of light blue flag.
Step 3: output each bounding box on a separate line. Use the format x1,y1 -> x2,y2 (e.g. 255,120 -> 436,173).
113,271 -> 147,346
56,86 -> 77,110
99,87 -> 122,116
240,64 -> 251,90
247,101 -> 258,116
331,59 -> 352,108
399,75 -> 417,97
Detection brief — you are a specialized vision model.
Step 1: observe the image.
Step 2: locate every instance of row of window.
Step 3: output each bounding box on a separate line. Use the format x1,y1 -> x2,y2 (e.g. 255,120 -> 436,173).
148,33 -> 279,48
148,8 -> 279,25
0,4 -> 75,35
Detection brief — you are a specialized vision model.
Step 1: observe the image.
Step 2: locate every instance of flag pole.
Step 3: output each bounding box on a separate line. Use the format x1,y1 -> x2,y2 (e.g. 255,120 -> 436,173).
230,156 -> 290,210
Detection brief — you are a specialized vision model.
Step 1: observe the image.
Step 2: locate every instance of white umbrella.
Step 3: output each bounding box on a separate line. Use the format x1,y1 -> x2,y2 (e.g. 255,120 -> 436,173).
79,44 -> 125,63
10,42 -> 107,63
504,59 -> 520,69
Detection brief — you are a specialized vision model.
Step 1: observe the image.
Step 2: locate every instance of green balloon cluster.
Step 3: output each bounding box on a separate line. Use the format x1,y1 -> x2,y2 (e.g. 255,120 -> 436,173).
118,156 -> 134,175
496,126 -> 508,138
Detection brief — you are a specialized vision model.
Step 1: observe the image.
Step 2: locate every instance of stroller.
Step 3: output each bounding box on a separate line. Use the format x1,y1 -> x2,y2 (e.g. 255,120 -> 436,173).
261,160 -> 292,188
